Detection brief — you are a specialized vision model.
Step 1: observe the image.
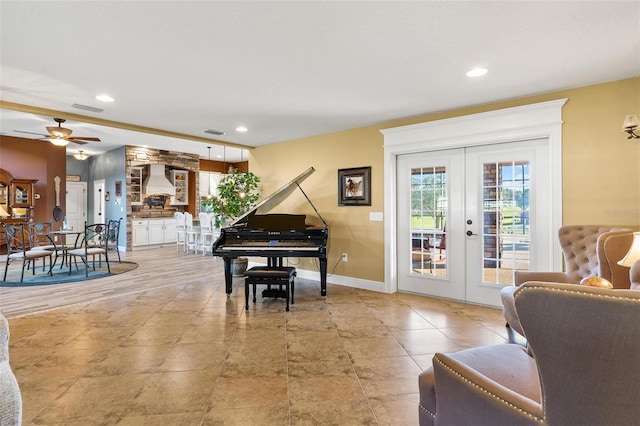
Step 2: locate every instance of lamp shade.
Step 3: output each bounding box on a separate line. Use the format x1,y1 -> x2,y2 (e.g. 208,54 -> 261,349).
0,205 -> 9,218
49,138 -> 70,147
618,232 -> 640,267
621,114 -> 639,131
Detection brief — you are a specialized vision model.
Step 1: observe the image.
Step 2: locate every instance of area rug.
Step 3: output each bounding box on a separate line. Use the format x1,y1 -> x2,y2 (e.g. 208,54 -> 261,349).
0,261 -> 138,287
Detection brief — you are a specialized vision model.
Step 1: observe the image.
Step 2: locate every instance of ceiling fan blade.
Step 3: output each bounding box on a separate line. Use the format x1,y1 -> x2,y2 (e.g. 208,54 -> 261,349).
69,140 -> 89,145
68,137 -> 101,142
14,130 -> 49,137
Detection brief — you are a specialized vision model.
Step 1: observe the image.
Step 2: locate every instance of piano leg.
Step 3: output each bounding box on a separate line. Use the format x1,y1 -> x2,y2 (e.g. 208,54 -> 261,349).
223,257 -> 233,294
320,256 -> 327,296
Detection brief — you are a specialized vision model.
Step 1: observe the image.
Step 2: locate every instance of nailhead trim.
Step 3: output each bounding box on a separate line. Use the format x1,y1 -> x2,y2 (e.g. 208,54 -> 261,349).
419,403 -> 436,418
433,355 -> 544,422
515,285 -> 640,303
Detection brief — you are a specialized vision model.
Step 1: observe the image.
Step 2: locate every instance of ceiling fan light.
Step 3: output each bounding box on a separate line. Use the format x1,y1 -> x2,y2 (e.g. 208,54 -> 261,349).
49,138 -> 70,146
73,150 -> 89,161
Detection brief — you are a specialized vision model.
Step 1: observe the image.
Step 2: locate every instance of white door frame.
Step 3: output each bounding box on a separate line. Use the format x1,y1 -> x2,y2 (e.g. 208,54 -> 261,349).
93,179 -> 105,224
380,99 -> 567,294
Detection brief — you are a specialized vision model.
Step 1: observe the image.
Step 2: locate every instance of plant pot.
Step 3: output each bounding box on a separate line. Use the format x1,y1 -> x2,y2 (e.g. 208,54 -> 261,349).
232,258 -> 249,276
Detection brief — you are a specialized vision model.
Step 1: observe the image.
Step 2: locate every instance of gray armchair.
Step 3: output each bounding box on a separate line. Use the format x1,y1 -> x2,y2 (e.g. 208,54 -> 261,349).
419,282 -> 640,426
0,313 -> 22,425
501,225 -> 633,339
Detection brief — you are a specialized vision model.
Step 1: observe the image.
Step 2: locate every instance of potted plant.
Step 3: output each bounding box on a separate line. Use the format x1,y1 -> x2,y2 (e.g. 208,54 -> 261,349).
203,167 -> 260,275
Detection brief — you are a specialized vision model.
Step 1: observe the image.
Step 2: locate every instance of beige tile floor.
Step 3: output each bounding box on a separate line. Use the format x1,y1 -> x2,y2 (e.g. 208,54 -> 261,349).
2,246 -> 509,425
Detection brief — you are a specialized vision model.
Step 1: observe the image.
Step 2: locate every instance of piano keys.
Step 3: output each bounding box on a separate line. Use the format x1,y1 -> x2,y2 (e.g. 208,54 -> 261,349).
212,167 -> 329,296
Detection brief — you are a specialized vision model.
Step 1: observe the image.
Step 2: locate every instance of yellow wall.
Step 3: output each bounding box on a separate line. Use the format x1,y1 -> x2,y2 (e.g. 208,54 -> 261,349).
251,78 -> 640,283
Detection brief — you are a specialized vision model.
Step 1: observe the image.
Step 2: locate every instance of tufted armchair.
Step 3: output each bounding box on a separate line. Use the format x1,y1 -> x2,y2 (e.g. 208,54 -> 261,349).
501,225 -> 633,340
0,313 -> 22,425
419,282 -> 640,426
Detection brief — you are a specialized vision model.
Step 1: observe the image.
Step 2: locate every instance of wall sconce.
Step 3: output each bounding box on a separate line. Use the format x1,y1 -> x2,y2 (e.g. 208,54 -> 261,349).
621,114 -> 639,139
73,150 -> 89,160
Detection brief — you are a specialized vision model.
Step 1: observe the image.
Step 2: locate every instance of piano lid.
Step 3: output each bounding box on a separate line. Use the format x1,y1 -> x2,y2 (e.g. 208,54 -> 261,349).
231,167 -> 327,227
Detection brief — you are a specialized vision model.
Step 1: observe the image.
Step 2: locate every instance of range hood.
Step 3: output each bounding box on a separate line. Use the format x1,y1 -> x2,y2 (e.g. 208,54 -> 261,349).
143,164 -> 175,196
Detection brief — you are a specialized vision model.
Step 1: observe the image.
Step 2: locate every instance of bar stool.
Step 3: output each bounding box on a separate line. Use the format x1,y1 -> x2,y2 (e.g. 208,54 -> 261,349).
175,212 -> 186,252
184,212 -> 199,254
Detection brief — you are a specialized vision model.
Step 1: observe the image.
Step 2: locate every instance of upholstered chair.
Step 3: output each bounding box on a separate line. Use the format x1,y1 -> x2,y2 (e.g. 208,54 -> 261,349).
631,260 -> 640,290
0,313 -> 22,425
501,225 -> 632,340
419,282 -> 640,426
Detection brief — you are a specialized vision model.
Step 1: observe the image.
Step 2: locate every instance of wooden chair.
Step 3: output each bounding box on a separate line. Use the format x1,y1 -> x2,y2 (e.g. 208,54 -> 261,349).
3,223 -> 53,282
67,223 -> 111,277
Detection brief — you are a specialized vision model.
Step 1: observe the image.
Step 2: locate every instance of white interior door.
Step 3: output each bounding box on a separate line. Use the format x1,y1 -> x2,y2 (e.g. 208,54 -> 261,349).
397,139 -> 552,307
66,182 -> 87,245
93,180 -> 105,224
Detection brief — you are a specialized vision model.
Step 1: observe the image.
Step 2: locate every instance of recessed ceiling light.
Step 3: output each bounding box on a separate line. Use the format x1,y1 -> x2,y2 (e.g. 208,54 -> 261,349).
236,126 -> 248,133
466,67 -> 488,77
95,94 -> 115,102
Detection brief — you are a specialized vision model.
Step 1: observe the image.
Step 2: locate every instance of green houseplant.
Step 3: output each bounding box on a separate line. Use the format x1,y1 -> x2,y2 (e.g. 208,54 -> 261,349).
203,167 -> 260,275
203,167 -> 261,227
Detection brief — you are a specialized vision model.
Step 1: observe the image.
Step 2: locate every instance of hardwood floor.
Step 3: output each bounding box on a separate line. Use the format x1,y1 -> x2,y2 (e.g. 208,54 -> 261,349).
1,245 -> 508,425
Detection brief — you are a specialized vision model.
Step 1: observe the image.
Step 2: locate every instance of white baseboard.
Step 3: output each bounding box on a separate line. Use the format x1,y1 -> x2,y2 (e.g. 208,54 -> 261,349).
247,261 -> 387,293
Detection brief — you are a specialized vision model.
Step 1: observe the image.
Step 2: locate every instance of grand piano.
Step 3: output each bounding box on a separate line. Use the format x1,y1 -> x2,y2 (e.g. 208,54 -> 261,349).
212,167 -> 329,296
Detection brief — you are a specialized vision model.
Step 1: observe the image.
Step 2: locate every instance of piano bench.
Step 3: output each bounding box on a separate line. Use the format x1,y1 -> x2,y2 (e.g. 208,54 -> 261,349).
244,266 -> 296,312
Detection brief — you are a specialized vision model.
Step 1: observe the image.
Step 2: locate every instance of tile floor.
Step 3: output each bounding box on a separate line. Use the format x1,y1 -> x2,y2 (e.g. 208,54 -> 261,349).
2,246 -> 509,425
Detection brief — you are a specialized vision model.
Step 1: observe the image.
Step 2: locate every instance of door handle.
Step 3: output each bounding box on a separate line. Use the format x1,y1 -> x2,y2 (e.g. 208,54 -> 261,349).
466,230 -> 478,236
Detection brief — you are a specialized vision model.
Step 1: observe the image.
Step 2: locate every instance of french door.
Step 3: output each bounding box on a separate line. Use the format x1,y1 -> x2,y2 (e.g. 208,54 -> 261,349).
397,139 -> 552,307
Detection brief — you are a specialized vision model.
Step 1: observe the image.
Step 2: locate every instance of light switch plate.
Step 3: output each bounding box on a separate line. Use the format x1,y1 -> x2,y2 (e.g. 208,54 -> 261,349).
369,212 -> 383,221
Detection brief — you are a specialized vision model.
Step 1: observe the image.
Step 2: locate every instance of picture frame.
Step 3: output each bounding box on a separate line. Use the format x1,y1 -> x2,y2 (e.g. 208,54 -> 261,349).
338,166 -> 371,206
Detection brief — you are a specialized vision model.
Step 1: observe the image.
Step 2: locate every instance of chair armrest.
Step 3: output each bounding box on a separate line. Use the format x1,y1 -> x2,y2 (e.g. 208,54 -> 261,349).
432,347 -> 542,426
631,260 -> 640,291
514,271 -> 569,286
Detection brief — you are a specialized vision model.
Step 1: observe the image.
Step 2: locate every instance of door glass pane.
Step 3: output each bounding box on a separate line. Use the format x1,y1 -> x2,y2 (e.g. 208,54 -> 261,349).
482,161 -> 530,285
410,166 -> 447,277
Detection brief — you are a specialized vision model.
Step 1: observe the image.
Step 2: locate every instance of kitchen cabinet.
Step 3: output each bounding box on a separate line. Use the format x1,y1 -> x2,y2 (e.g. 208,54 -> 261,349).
171,170 -> 188,205
132,218 -> 176,247
132,219 -> 149,246
130,167 -> 143,205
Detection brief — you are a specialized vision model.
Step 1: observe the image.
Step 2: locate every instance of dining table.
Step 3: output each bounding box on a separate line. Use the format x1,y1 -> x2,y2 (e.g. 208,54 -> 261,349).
39,229 -> 84,268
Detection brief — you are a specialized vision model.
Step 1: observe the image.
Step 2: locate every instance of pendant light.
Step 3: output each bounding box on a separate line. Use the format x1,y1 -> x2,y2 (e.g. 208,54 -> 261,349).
73,150 -> 89,160
238,149 -> 247,199
206,146 -> 212,199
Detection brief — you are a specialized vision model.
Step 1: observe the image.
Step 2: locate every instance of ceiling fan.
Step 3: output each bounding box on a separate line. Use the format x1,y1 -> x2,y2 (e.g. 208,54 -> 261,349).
15,117 -> 101,146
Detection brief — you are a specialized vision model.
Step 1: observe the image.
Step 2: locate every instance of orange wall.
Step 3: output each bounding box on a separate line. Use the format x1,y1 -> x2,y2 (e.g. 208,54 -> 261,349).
0,136 -> 67,224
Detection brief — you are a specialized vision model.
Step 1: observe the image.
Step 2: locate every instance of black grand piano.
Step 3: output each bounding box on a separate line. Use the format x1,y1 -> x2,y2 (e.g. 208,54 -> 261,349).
212,167 -> 329,296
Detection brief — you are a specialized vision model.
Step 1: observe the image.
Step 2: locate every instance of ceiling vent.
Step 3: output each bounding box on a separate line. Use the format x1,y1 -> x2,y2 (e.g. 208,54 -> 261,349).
72,104 -> 104,113
204,129 -> 226,136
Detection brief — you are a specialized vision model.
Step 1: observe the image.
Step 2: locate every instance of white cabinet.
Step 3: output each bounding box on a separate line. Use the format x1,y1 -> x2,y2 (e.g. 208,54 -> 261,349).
133,218 -> 176,247
171,170 -> 188,205
148,220 -> 165,245
132,219 -> 149,246
199,171 -> 223,197
130,167 -> 143,205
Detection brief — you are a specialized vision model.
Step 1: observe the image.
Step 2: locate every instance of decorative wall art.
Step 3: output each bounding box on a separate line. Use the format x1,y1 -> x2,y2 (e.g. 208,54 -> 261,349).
338,166 -> 371,206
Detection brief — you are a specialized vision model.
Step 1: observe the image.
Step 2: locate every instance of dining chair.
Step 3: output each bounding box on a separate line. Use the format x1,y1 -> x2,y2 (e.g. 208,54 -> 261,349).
3,223 -> 53,282
106,218 -> 122,263
184,212 -> 199,254
67,223 -> 111,277
28,221 -> 68,269
198,212 -> 215,256
175,211 -> 186,252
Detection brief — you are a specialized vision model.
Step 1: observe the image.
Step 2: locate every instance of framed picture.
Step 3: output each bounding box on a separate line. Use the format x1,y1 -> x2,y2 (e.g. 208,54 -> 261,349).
338,166 -> 371,206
